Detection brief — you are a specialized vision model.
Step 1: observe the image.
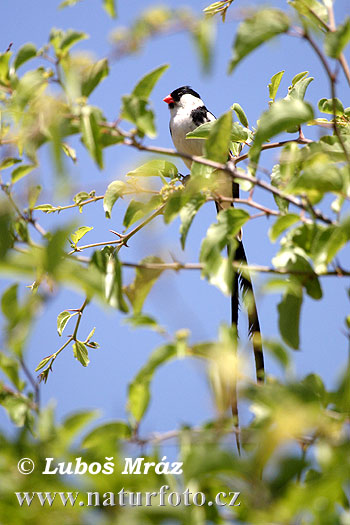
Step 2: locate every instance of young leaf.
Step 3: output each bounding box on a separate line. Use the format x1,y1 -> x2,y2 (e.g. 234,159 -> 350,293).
121,95 -> 156,138
103,180 -> 126,218
286,74 -> 313,101
57,310 -> 74,336
81,58 -> 109,97
0,158 -> 21,170
73,340 -> 90,367
59,30 -> 88,54
13,43 -> 37,70
70,226 -> 93,245
324,17 -> 350,58
35,356 -> 53,372
126,160 -> 178,179
318,97 -> 344,116
231,102 -> 249,128
103,0 -> 117,18
81,106 -> 103,169
132,64 -> 168,99
268,70 -> 285,102
229,8 -> 290,72
103,252 -> 129,312
125,256 -> 164,313
11,164 -> 36,183
33,204 -> 56,213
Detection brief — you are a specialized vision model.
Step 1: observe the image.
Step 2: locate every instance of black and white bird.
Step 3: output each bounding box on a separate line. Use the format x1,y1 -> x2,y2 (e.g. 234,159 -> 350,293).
163,86 -> 264,384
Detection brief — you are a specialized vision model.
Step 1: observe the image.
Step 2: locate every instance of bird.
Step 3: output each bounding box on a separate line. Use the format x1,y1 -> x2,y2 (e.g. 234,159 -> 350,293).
163,85 -> 264,386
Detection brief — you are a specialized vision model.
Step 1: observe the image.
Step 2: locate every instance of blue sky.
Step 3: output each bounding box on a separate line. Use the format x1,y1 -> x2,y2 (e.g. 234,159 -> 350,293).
1,0 -> 349,438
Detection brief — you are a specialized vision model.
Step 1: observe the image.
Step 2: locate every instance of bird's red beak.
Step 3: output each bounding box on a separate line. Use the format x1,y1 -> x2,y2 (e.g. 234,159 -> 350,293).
163,95 -> 174,104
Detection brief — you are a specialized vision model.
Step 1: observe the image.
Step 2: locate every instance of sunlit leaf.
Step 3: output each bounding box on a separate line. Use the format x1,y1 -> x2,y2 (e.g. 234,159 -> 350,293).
13,43 -> 37,70
103,0 -> 117,18
70,226 -> 93,246
268,70 -> 285,102
103,180 -> 126,219
72,340 -> 89,367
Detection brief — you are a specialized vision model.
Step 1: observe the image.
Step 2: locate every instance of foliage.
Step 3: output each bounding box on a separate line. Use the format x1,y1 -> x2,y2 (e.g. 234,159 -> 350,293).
0,0 -> 350,523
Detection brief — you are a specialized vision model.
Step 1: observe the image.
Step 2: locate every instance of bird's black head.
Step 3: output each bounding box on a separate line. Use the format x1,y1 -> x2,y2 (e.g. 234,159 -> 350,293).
170,86 -> 201,102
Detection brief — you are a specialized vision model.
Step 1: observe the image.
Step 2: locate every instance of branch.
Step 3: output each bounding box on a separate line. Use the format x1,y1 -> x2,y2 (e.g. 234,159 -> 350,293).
121,260 -> 350,277
121,137 -> 334,226
301,30 -> 350,165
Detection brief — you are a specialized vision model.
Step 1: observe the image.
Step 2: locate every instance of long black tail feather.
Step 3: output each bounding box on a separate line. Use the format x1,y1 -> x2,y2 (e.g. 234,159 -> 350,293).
235,241 -> 265,383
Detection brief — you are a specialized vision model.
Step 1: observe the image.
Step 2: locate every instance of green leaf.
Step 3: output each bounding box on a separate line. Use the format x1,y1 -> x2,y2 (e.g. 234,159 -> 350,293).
82,422 -> 131,449
13,43 -> 37,70
0,52 -> 11,85
192,17 -> 215,73
229,8 -> 290,72
73,340 -> 89,367
59,0 -> 85,7
123,195 -> 162,229
60,410 -> 99,443
0,158 -> 21,170
268,70 -> 285,102
231,102 -> 249,128
81,106 -> 103,169
70,226 -> 93,245
291,71 -> 308,86
0,210 -> 13,260
180,194 -> 207,249
125,256 -> 164,314
0,352 -> 24,390
205,111 -> 233,163
132,64 -> 168,99
1,284 -> 19,321
187,119 -> 249,144
286,74 -> 314,102
127,160 -> 178,179
33,204 -> 56,213
288,163 -> 344,195
35,356 -> 53,372
273,247 -> 322,300
269,214 -> 300,242
11,164 -> 35,183
103,180 -> 126,219
128,343 -> 177,422
288,0 -> 328,29
277,282 -> 302,349
81,58 -> 109,97
44,226 -> 71,276
312,217 -> 350,273
101,251 -> 129,312
318,97 -> 344,116
59,29 -> 88,54
324,18 -> 350,58
57,310 -> 73,336
201,208 -> 249,263
121,95 -> 156,138
249,100 -> 314,171
200,208 -> 249,295
103,0 -> 117,18
28,185 -> 42,209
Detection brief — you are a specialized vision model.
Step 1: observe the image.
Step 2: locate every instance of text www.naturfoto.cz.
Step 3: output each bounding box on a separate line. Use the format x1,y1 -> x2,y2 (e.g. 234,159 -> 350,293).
15,487 -> 241,508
